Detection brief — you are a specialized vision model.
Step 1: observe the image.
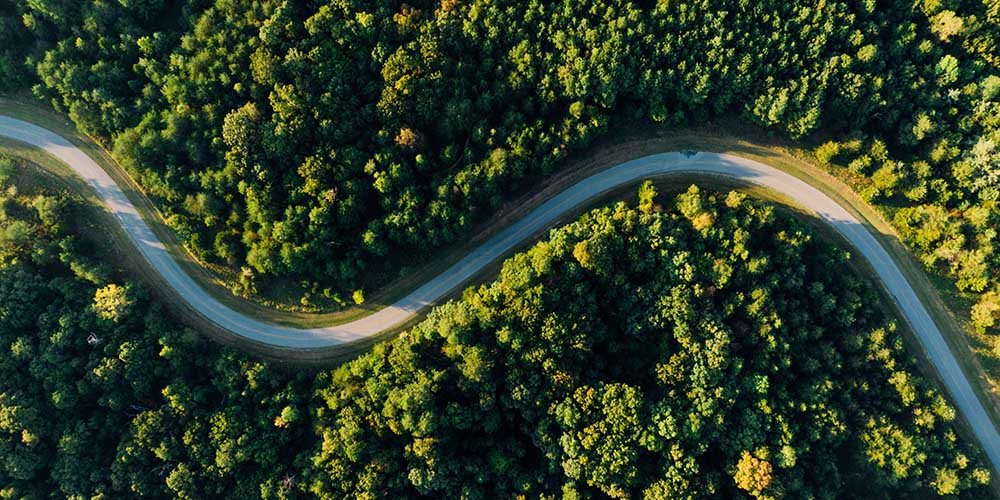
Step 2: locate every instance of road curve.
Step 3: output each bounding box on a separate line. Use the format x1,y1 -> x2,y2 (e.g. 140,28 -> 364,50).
2,115 -> 1000,470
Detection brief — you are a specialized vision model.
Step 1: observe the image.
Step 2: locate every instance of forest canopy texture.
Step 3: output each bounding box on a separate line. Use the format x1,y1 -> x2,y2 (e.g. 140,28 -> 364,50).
1,0 -> 999,330
0,158 -> 990,498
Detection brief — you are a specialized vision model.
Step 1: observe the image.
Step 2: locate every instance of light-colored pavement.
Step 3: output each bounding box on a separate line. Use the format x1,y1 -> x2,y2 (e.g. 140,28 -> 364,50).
2,115 -> 999,471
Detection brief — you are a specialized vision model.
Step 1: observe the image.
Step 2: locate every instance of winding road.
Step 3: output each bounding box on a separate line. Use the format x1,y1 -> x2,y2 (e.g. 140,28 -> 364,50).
2,115 -> 1000,471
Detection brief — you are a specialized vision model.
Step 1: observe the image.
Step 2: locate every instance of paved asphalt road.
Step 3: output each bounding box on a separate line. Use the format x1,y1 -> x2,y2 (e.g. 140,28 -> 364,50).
2,115 -> 999,471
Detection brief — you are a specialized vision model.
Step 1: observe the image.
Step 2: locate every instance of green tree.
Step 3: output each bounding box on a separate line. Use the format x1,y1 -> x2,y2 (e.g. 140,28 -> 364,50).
733,451 -> 773,497
92,283 -> 135,322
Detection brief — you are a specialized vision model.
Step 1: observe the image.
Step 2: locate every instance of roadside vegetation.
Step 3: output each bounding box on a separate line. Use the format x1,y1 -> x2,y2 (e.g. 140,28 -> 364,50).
0,0 -> 995,326
6,0 -> 1000,404
0,161 -> 990,498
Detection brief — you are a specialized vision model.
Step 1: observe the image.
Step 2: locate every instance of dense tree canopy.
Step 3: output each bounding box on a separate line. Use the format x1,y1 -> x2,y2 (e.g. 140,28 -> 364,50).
3,0 -> 1000,493
0,0 -> 997,330
0,1 -> 31,91
304,185 -> 992,498
0,153 -> 316,498
0,156 -> 989,498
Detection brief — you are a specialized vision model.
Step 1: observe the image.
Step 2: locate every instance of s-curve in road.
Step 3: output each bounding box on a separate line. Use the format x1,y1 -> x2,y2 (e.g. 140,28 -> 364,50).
2,115 -> 1000,472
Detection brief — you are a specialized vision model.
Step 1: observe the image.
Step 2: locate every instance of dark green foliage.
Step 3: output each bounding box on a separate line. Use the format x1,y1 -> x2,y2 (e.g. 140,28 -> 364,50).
0,1 -> 31,91
306,186 -> 990,499
0,156 -> 315,498
8,0 -> 1000,324
0,165 -> 990,497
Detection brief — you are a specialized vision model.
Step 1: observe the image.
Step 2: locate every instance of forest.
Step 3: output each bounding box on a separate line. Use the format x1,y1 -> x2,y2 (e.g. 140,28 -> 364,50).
0,0 -> 996,335
0,156 -> 990,497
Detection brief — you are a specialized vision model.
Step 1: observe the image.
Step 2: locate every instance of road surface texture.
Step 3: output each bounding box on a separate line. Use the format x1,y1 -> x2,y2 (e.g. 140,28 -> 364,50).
2,115 -> 999,471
